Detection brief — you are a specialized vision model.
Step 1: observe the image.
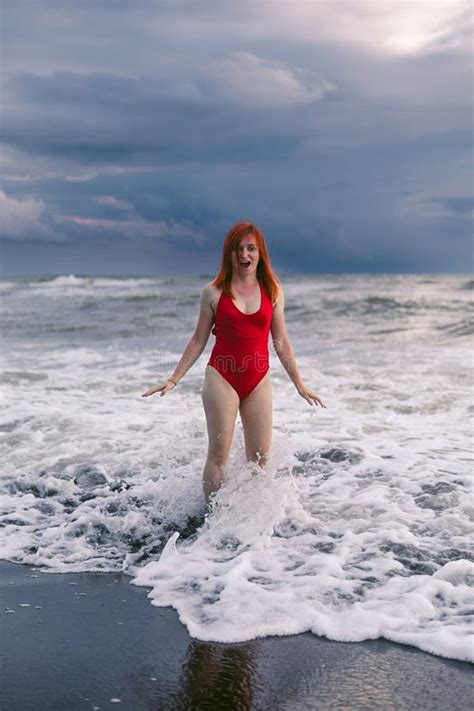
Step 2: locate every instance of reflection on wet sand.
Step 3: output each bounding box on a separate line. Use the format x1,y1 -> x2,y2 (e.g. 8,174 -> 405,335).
170,640 -> 257,709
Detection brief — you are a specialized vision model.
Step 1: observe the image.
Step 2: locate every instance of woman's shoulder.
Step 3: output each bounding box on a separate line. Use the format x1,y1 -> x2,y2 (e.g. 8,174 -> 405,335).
271,281 -> 284,308
201,281 -> 222,313
202,281 -> 222,298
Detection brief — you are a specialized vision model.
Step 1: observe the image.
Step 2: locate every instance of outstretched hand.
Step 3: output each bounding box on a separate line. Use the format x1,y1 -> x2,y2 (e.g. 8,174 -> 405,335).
297,383 -> 327,408
141,380 -> 176,398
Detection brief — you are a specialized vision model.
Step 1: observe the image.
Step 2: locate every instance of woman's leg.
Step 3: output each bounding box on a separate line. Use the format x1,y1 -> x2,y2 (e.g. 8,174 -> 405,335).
239,372 -> 272,470
201,365 -> 240,500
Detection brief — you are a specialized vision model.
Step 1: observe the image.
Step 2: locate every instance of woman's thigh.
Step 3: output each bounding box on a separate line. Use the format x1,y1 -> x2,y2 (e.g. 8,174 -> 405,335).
202,365 -> 240,459
239,372 -> 272,464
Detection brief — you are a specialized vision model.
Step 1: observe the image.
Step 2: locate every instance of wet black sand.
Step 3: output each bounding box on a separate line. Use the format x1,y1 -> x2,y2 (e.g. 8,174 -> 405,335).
1,560 -> 472,710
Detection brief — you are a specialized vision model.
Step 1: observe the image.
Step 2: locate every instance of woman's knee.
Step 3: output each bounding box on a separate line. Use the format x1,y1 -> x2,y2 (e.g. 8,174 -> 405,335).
206,445 -> 230,469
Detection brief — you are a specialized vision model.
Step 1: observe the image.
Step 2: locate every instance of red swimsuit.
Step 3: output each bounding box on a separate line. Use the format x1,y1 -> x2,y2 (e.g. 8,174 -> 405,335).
208,280 -> 273,401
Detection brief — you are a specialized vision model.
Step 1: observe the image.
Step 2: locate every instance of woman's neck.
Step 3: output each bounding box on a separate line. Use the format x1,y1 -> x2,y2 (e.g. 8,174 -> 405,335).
231,275 -> 259,290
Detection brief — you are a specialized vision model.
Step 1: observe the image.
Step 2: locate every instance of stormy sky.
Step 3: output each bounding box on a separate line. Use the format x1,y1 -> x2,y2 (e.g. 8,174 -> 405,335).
1,0 -> 473,276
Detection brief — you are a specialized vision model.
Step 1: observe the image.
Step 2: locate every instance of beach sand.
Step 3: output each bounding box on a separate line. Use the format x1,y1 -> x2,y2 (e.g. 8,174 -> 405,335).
1,560 -> 472,711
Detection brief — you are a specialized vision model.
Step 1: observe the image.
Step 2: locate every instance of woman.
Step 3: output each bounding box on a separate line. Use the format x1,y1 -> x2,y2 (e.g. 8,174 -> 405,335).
142,221 -> 326,506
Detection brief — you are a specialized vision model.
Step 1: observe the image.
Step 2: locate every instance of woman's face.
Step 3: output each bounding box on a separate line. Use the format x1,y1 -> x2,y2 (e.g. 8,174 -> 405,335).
232,234 -> 260,276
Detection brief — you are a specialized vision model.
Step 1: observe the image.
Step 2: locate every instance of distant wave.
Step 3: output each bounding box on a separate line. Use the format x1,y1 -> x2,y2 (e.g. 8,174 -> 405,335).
0,281 -> 18,293
436,319 -> 474,337
43,275 -> 91,287
323,295 -> 419,316
31,275 -> 162,289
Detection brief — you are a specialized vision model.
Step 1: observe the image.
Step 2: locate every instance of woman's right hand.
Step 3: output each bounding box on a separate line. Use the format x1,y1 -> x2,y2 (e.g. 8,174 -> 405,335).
141,380 -> 176,398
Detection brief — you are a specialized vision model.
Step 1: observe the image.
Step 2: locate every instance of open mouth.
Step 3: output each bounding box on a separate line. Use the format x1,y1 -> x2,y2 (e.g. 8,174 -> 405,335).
240,261 -> 251,268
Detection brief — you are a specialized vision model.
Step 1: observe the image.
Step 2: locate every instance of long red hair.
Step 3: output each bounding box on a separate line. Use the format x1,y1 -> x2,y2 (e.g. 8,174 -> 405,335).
212,221 -> 280,303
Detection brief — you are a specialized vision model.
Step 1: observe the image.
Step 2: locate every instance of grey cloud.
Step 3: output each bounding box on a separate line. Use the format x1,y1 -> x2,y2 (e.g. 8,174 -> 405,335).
3,69 -> 310,166
428,196 -> 474,215
1,0 -> 472,275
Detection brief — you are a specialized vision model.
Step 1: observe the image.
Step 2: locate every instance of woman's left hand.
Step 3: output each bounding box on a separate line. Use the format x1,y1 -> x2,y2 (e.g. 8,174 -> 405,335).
297,383 -> 327,408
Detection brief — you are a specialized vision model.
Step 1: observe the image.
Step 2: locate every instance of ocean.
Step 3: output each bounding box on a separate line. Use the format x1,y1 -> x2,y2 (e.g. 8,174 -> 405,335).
1,273 -> 472,662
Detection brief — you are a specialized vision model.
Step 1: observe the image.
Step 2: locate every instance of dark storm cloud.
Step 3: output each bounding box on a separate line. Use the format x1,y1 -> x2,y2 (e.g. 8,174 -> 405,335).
3,68 -> 311,167
1,0 -> 472,275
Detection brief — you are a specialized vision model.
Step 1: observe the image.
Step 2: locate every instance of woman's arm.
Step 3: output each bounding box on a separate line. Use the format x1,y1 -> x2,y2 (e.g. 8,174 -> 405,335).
270,285 -> 327,408
142,283 -> 215,397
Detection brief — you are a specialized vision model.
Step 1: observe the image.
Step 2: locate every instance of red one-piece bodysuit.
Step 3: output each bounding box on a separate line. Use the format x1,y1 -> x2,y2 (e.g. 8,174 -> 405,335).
208,280 -> 273,401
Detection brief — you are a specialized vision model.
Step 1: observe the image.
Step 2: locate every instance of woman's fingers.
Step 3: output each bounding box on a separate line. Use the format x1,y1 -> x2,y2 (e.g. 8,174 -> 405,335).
312,394 -> 327,407
299,388 -> 327,408
142,388 -> 159,397
141,382 -> 168,397
142,380 -> 178,398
